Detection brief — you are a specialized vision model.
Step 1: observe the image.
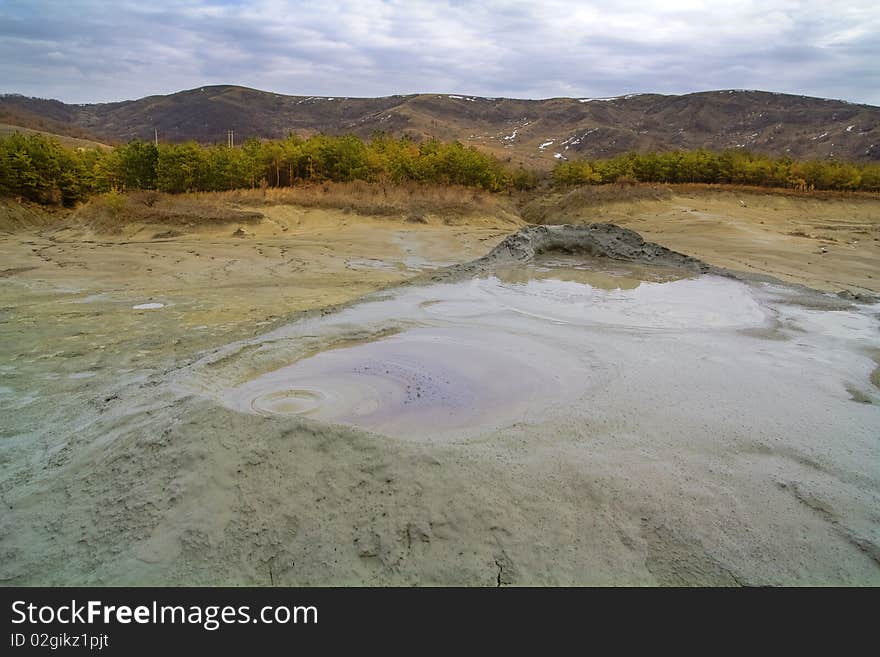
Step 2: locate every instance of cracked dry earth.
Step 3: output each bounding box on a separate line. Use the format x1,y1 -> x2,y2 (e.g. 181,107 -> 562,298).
1,216 -> 879,586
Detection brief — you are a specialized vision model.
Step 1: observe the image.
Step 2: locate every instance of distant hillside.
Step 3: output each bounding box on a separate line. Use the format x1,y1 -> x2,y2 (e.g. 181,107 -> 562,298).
0,123 -> 111,151
0,96 -> 108,144
1,86 -> 878,167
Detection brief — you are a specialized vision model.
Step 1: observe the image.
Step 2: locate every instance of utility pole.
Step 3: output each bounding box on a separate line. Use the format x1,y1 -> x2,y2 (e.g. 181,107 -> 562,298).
227,130 -> 235,148
154,129 -> 158,146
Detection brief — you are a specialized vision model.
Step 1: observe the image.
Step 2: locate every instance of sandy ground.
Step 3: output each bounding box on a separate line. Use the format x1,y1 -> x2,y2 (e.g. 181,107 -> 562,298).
1,191 -> 878,585
0,204 -> 516,365
530,188 -> 880,295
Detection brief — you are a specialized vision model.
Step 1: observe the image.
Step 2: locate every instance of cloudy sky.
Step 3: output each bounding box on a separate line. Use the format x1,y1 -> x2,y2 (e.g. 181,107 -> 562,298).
1,0 -> 878,105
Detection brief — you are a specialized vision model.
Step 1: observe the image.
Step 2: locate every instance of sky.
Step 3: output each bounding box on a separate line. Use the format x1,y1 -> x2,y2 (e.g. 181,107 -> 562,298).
1,0 -> 878,105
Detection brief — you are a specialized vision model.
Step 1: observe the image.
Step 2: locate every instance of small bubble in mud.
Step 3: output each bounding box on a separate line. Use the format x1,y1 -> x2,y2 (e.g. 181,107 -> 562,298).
68,372 -> 96,379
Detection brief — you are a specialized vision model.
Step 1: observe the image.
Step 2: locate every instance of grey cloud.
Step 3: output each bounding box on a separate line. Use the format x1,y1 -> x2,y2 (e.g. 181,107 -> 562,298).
0,0 -> 877,105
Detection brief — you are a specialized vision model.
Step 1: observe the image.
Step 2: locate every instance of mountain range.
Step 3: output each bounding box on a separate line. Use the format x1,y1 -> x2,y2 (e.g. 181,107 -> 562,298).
1,86 -> 878,168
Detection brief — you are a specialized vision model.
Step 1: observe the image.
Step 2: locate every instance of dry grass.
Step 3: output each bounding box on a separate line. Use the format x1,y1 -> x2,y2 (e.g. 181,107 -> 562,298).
59,181 -> 520,232
668,182 -> 880,201
520,182 -> 673,224
520,181 -> 880,225
9,180 -> 878,234
71,191 -> 263,232
201,180 -> 517,219
0,197 -> 69,232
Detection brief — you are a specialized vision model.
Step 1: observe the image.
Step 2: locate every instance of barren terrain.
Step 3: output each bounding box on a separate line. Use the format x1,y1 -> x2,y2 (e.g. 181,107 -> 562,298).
1,187 -> 878,585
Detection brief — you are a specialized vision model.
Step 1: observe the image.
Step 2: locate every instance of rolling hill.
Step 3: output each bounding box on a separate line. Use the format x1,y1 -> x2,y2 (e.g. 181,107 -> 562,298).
1,86 -> 878,168
0,123 -> 112,151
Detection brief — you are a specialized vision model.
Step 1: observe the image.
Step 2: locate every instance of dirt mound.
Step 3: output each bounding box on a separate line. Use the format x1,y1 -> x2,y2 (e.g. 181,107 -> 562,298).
488,223 -> 711,268
422,222 -> 877,306
430,223 -> 714,283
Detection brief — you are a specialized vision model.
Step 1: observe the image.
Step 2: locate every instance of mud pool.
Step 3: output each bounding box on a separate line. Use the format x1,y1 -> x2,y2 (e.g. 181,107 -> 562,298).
191,256 -> 880,444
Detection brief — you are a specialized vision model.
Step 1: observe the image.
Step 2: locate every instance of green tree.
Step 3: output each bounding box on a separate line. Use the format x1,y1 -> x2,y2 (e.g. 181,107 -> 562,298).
116,139 -> 158,189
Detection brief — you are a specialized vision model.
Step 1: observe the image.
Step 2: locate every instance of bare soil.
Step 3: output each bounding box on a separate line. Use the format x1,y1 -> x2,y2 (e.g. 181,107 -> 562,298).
1,187 -> 878,585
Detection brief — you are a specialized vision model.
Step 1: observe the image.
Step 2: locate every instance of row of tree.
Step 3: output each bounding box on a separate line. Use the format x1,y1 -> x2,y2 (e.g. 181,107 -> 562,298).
0,132 -> 95,205
2,131 -> 880,206
0,132 -> 523,205
552,150 -> 880,191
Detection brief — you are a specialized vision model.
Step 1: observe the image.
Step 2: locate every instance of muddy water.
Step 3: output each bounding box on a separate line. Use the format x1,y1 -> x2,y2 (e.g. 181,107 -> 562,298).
491,255 -> 690,289
221,326 -> 592,440
196,256 -> 880,442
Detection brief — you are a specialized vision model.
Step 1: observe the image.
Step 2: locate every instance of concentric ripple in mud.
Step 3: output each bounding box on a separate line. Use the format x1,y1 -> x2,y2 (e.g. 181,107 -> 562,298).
195,255 -> 880,442
221,326 -> 594,440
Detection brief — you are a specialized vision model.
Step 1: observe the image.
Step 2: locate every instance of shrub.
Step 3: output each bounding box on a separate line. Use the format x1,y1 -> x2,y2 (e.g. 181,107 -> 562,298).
100,189 -> 128,217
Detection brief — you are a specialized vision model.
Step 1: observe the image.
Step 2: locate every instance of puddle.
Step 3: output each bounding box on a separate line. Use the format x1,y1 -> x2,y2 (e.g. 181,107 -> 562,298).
220,326 -> 592,439
132,303 -> 165,310
73,293 -> 111,304
68,371 -> 97,379
192,256 -> 880,442
490,255 -> 690,290
345,258 -> 401,272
